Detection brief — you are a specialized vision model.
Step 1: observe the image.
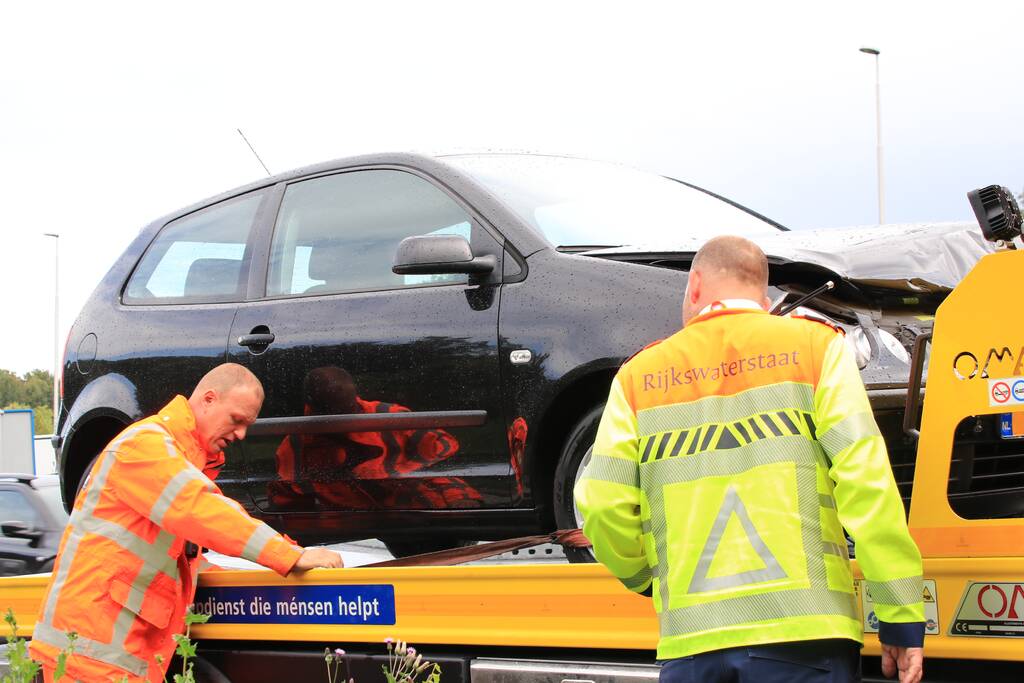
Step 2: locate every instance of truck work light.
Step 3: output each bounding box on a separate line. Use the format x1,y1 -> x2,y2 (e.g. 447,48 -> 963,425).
968,185 -> 1022,243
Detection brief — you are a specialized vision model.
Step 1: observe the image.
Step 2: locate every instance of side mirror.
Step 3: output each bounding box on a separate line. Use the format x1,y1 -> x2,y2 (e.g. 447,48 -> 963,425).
392,235 -> 496,276
1,521 -> 43,543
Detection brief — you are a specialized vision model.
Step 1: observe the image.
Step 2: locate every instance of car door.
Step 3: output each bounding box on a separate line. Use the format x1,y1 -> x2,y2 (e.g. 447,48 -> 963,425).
117,189 -> 271,504
227,168 -> 508,530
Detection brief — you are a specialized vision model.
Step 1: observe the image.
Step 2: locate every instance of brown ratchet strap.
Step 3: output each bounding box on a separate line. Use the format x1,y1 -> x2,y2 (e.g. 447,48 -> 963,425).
362,529 -> 591,567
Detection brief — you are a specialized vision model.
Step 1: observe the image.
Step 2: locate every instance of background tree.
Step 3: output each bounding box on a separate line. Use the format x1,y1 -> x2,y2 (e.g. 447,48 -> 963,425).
0,368 -> 55,434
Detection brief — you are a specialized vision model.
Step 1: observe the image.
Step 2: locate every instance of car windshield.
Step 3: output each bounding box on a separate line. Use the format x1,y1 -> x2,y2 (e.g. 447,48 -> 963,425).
443,154 -> 782,249
35,482 -> 69,527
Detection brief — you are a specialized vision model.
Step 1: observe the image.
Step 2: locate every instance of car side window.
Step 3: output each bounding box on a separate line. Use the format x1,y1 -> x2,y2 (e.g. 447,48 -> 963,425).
124,190 -> 266,304
267,170 -> 473,296
0,490 -> 41,529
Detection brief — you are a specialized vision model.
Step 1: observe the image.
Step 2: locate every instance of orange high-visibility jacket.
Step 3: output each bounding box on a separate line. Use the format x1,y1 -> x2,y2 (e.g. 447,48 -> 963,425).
30,396 -> 304,682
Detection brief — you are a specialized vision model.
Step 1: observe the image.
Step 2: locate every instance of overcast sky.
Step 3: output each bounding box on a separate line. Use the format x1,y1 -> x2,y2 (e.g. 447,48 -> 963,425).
2,0 -> 1022,377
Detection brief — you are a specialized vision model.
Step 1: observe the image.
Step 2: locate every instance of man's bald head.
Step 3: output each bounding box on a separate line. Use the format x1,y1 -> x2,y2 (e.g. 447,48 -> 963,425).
192,363 -> 264,403
188,363 -> 265,454
683,236 -> 771,325
691,236 -> 768,290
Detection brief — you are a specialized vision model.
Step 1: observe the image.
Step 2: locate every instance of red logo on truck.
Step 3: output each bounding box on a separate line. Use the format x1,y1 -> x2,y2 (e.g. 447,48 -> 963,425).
977,583 -> 1024,619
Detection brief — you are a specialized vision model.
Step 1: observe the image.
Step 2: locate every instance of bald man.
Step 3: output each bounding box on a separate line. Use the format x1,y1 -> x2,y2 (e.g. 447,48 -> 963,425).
31,364 -> 343,683
576,236 -> 925,683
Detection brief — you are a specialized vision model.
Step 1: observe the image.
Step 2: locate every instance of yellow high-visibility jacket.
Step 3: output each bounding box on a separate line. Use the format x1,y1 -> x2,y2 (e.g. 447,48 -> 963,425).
30,396 -> 303,682
575,302 -> 925,660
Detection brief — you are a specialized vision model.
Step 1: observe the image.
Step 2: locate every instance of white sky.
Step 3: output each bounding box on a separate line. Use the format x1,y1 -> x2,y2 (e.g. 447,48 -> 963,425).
1,0 -> 1022,376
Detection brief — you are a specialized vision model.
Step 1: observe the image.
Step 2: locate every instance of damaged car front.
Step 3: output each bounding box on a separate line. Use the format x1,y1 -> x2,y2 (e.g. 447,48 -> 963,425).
585,221 -> 1001,515
446,153 -> 1016,532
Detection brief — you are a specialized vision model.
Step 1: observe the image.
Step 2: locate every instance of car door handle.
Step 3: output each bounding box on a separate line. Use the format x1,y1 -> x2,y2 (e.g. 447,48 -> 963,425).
238,333 -> 275,347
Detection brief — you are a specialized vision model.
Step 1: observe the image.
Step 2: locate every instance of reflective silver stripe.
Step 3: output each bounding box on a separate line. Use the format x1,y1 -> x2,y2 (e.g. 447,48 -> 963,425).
688,486 -> 786,593
640,434 -> 825,485
241,523 -> 279,563
76,515 -> 179,577
659,584 -> 858,635
867,575 -> 924,607
817,411 -> 881,459
819,494 -> 836,509
581,454 -> 639,488
40,424 -> 165,625
823,541 -> 847,558
149,466 -> 212,526
33,619 -> 148,678
620,566 -> 653,591
636,382 -> 814,436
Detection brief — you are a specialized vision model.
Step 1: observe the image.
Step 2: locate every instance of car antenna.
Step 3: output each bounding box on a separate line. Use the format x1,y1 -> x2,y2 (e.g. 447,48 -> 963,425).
236,128 -> 272,176
772,281 -> 835,316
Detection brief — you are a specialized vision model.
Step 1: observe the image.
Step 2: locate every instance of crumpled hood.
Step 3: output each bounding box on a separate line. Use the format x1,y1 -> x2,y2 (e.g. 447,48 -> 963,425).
584,221 -> 995,292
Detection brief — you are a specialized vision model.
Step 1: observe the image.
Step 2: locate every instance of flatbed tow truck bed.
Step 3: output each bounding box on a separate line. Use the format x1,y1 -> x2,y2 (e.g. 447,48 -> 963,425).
3,197 -> 1024,682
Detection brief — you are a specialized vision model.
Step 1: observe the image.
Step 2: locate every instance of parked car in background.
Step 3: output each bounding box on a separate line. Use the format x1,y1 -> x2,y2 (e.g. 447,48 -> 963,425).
0,474 -> 66,575
53,152 -> 1011,558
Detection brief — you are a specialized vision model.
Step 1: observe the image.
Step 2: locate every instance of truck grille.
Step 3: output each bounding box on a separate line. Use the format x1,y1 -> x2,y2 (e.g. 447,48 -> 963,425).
876,412 -> 1024,520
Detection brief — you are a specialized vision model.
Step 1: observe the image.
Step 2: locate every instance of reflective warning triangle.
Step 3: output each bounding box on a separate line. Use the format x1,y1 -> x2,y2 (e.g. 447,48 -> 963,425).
689,486 -> 787,593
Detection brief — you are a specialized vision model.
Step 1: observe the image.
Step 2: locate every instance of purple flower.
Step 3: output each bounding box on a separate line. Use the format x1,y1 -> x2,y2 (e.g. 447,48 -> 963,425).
384,637 -> 394,645
407,647 -> 416,656
334,648 -> 345,656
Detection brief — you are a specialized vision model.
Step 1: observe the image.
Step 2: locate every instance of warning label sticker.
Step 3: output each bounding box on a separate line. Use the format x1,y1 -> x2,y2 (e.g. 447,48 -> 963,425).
989,378 -> 1024,407
950,582 -> 1024,638
856,579 -> 939,636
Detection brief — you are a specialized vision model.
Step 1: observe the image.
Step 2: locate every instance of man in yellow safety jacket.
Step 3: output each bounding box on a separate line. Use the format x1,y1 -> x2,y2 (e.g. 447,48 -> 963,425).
30,363 -> 343,683
575,236 -> 925,683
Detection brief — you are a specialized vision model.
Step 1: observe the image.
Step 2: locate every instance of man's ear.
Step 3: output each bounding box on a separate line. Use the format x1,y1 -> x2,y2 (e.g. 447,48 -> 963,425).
688,270 -> 702,303
203,389 -> 218,406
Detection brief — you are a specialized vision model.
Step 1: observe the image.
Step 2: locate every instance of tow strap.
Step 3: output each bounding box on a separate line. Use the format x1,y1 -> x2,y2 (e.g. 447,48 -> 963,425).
362,529 -> 591,567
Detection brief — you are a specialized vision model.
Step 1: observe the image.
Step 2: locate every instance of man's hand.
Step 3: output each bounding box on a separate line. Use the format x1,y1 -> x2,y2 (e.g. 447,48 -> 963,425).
880,644 -> 923,683
292,548 -> 344,571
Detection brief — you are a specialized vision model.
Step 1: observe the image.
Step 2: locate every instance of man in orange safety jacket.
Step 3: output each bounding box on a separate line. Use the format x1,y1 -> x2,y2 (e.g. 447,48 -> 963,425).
30,363 -> 343,682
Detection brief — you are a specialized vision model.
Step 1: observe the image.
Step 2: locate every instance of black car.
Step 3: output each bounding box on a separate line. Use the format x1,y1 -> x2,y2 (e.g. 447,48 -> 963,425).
0,474 -> 67,575
55,152 -> 1015,557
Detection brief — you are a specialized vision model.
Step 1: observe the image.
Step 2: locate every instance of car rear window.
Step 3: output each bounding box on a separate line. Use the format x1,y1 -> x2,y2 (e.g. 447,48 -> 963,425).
124,190 -> 266,304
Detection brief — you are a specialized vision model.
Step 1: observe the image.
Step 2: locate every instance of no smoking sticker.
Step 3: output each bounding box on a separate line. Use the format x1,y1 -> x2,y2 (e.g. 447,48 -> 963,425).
989,378 -> 1024,407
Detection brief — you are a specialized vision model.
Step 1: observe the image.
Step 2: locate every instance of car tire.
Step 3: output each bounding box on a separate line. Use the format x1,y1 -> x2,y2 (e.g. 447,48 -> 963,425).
74,453 -> 101,504
552,403 -> 604,564
192,657 -> 232,683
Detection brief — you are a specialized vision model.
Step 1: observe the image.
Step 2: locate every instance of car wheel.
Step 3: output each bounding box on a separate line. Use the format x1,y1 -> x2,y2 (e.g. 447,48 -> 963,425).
74,454 -> 101,504
382,538 -> 472,559
552,403 -> 604,563
191,657 -> 232,683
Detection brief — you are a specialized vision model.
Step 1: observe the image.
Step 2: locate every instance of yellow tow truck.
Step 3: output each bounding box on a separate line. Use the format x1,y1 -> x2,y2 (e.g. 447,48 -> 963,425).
1,186 -> 1022,682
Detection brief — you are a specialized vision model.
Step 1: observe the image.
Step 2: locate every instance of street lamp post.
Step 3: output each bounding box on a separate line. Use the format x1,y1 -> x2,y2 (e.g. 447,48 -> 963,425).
860,47 -> 885,224
43,233 -> 59,434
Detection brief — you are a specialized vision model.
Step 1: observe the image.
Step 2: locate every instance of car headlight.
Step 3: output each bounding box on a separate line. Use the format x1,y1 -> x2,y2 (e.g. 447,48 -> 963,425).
847,326 -> 872,369
878,329 -> 910,364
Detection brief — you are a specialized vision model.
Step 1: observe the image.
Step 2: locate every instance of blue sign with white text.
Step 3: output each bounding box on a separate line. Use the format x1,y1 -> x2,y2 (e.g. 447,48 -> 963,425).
192,584 -> 396,625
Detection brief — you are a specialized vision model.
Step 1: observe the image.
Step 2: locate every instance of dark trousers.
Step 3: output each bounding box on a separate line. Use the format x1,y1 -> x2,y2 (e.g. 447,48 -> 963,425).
659,639 -> 861,683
